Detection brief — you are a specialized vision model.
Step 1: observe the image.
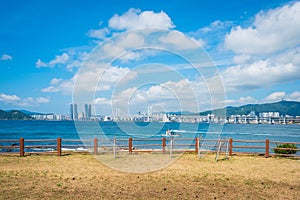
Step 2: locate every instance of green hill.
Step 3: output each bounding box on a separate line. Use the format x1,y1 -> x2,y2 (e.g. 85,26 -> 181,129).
199,101 -> 300,117
0,110 -> 33,120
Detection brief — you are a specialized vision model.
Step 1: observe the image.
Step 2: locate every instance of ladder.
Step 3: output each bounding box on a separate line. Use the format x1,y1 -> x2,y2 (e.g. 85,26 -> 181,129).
215,138 -> 229,161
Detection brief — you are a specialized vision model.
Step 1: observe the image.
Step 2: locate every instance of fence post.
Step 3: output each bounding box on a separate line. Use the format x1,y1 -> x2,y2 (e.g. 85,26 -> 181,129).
195,137 -> 199,154
170,137 -> 173,158
113,137 -> 116,159
229,138 -> 233,156
94,138 -> 98,155
198,136 -> 201,158
57,138 -> 61,156
128,138 -> 132,154
19,138 -> 24,157
162,138 -> 166,153
265,139 -> 269,158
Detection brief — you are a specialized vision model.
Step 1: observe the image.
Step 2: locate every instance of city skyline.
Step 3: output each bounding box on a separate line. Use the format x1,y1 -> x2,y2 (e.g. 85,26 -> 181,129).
1,1 -> 300,115
30,100 -> 300,120
4,99 -> 298,123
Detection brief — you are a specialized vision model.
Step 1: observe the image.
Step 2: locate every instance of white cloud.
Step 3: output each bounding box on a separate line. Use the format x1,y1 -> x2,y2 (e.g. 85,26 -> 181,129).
50,78 -> 62,85
49,53 -> 69,66
264,92 -> 286,102
190,37 -> 205,48
225,2 -> 300,54
94,29 -> 206,64
221,59 -> 300,92
93,97 -> 111,105
87,27 -> 110,39
94,31 -> 146,61
0,93 -> 49,107
35,59 -> 47,68
41,86 -> 59,93
42,78 -> 74,94
119,52 -> 143,63
0,54 -> 12,60
275,47 -> 300,66
225,96 -> 258,106
201,20 -> 233,33
93,97 -> 113,115
117,32 -> 145,49
218,3 -> 300,96
101,66 -> 134,83
70,27 -> 225,114
36,51 -> 88,71
36,97 -> 50,103
188,20 -> 233,50
159,30 -> 202,50
264,91 -> 300,102
232,54 -> 253,64
93,65 -> 136,91
56,79 -> 74,94
42,63 -> 136,94
100,42 -> 126,60
289,91 -> 300,100
220,47 -> 300,93
108,8 -> 174,30
36,53 -> 69,68
0,93 -> 20,102
225,91 -> 300,108
106,78 -> 215,115
66,51 -> 89,71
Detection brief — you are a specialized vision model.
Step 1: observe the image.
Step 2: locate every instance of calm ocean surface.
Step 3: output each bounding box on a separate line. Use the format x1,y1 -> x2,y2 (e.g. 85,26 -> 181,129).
0,120 -> 299,153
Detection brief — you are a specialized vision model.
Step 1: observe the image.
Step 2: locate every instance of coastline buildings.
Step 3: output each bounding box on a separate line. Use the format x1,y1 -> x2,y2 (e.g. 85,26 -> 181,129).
29,110 -> 300,124
259,112 -> 280,118
30,114 -> 66,120
28,104 -> 300,124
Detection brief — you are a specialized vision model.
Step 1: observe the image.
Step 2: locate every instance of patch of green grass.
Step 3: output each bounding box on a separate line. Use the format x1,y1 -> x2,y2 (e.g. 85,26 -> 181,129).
244,179 -> 253,185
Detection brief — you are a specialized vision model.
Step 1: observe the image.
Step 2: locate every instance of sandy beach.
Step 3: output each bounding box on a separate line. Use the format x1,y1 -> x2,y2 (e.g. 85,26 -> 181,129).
0,153 -> 299,199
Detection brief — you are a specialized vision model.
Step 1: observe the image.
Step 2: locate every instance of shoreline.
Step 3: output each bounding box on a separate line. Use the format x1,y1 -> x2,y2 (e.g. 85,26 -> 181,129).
1,119 -> 300,125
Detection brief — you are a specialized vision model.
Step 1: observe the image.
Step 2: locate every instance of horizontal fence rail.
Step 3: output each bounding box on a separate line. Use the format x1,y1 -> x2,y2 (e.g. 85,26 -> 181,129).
0,137 -> 299,158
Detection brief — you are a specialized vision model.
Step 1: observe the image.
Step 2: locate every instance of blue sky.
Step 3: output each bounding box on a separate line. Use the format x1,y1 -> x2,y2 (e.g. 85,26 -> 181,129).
1,0 -> 300,115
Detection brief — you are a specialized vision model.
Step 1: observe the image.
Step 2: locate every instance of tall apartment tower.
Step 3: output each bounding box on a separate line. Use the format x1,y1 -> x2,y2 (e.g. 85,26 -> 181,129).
84,104 -> 89,120
73,103 -> 78,120
70,104 -> 74,120
84,104 -> 92,120
88,104 -> 92,119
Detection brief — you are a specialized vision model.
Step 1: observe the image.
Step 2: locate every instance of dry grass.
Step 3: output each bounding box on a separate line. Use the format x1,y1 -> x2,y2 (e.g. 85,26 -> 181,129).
0,153 -> 299,199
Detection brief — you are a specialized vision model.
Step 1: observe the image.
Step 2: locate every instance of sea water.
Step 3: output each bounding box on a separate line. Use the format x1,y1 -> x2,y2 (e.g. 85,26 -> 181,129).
0,120 -> 299,154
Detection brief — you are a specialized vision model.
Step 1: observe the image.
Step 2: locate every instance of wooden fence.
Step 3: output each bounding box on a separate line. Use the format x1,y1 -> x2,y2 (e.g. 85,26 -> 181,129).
0,137 -> 299,158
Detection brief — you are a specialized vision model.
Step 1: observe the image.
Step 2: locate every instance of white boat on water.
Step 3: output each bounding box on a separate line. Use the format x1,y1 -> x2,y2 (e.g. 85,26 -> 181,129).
165,129 -> 180,137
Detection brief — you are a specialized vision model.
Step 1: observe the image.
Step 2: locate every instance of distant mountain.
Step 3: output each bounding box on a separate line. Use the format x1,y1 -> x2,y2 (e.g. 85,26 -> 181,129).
199,101 -> 300,117
0,110 -> 33,120
19,109 -> 43,115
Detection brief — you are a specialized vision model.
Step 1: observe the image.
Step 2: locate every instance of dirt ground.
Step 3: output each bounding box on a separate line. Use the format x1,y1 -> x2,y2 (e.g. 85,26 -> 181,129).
0,153 -> 299,199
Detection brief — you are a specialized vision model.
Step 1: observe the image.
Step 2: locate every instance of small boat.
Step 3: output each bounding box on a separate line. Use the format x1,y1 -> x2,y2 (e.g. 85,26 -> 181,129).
165,129 -> 180,137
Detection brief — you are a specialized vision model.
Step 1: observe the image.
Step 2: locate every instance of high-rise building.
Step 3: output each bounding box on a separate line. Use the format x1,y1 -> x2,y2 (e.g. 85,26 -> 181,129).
84,104 -> 89,120
88,104 -> 92,119
84,104 -> 92,120
70,104 -> 74,120
74,103 -> 78,120
71,103 -> 90,121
